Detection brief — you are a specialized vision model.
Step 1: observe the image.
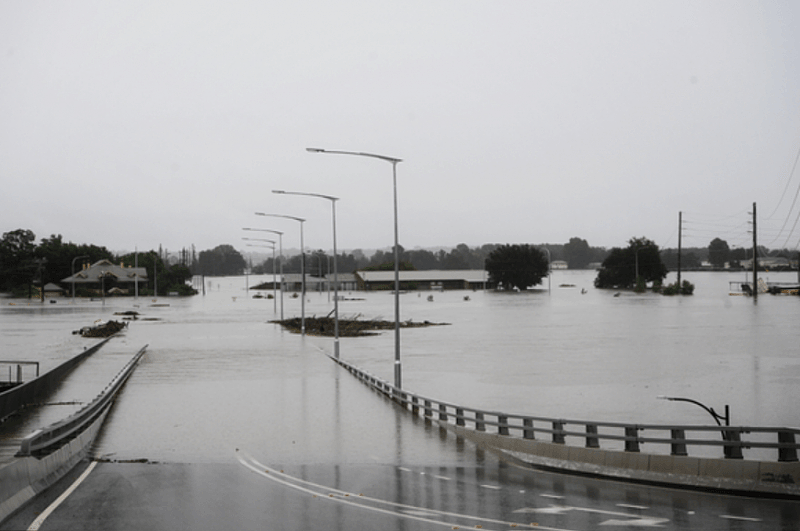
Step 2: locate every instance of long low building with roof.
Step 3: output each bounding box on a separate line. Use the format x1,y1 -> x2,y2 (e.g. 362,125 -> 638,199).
355,270 -> 492,291
61,259 -> 148,295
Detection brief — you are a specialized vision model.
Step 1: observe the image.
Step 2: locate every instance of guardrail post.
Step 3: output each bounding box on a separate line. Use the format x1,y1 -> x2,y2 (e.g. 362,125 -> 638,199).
498,415 -> 509,436
475,412 -> 486,432
585,424 -> 600,448
670,429 -> 688,456
523,418 -> 535,439
411,396 -> 419,415
624,426 -> 640,452
424,400 -> 433,418
552,420 -> 566,444
456,408 -> 465,427
723,428 -> 744,459
438,403 -> 448,421
778,431 -> 798,462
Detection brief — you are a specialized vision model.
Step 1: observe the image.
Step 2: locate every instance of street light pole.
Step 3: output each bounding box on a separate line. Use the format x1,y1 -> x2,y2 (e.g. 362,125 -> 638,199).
307,147 -> 403,389
243,228 -> 284,319
255,213 -> 306,334
243,237 -> 277,312
71,255 -> 89,303
273,190 -> 341,359
657,395 -> 730,426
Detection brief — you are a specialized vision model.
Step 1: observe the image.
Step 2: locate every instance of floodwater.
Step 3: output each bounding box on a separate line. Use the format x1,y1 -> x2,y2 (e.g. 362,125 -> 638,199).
1,269 -> 799,465
3,269 -> 800,531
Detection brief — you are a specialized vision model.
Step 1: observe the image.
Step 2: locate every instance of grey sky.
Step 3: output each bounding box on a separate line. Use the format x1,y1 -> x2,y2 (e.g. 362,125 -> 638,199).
2,1 -> 799,256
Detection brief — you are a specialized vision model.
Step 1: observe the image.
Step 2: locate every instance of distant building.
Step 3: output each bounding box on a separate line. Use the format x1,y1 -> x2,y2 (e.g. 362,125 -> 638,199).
740,257 -> 793,270
551,260 -> 568,270
355,270 -> 491,291
61,259 -> 148,295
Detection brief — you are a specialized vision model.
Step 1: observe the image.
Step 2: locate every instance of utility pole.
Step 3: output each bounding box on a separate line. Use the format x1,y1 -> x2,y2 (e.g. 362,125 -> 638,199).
677,211 -> 682,288
752,202 -> 758,300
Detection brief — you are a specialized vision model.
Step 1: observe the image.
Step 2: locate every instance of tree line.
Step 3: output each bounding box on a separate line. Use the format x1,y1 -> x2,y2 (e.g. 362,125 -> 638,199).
0,229 -> 194,296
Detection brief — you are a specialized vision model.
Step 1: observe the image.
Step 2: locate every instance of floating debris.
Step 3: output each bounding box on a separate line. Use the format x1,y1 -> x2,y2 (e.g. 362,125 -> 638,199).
75,320 -> 127,338
271,316 -> 449,337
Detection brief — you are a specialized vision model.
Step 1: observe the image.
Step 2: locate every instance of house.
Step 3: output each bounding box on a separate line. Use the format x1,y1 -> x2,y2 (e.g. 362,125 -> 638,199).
42,283 -> 65,297
61,259 -> 148,295
355,270 -> 492,291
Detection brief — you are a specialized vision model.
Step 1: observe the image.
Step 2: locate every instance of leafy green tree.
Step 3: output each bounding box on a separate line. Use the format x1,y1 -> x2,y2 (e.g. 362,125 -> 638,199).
485,244 -> 549,291
594,237 -> 668,289
708,238 -> 730,268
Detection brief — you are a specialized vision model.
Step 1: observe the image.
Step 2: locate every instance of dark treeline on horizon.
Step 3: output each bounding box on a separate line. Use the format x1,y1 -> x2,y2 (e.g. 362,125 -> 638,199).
4,228 -> 799,291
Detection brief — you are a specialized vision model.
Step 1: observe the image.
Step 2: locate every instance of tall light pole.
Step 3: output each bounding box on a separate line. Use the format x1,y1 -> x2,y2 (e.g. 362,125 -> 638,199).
71,255 -> 89,303
307,147 -> 403,389
273,190 -> 341,359
255,213 -> 306,334
243,237 -> 277,312
243,228 -> 284,319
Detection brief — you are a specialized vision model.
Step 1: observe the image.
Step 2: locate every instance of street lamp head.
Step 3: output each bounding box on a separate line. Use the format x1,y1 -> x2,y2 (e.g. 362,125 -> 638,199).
272,190 -> 286,194
306,147 -> 324,153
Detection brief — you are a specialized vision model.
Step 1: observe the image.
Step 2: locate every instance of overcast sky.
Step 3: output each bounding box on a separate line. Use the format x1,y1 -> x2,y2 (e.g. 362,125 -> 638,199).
2,1 -> 799,257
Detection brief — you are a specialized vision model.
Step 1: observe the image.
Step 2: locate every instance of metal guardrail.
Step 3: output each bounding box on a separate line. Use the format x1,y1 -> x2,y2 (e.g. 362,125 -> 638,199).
17,345 -> 148,457
331,356 -> 800,463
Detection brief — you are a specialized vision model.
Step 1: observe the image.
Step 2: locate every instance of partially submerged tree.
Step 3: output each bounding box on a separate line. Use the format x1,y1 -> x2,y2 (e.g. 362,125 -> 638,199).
594,237 -> 668,289
485,244 -> 549,291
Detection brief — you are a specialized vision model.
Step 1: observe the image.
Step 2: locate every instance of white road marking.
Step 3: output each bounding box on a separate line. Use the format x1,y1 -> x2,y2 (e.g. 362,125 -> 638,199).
616,503 -> 649,510
541,494 -> 565,500
236,449 -> 576,531
515,504 -> 671,527
480,484 -> 501,490
433,475 -> 451,481
720,515 -> 762,522
28,460 -> 98,531
599,517 -> 670,526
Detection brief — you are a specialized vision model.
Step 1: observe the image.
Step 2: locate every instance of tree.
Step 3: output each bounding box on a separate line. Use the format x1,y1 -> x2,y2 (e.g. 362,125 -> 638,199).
563,237 -> 592,269
708,238 -> 730,268
485,244 -> 549,291
594,237 -> 668,289
196,245 -> 247,276
0,229 -> 37,292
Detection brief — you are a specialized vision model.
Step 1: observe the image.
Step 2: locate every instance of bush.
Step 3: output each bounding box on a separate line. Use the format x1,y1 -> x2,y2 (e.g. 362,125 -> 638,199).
659,280 -> 695,296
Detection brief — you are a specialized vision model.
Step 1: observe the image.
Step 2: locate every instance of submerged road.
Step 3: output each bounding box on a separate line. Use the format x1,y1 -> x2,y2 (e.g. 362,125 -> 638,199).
2,281 -> 800,530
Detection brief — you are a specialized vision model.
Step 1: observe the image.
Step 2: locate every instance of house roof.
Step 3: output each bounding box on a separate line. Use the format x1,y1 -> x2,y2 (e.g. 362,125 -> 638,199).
61,259 -> 148,284
356,270 -> 488,283
43,282 -> 64,292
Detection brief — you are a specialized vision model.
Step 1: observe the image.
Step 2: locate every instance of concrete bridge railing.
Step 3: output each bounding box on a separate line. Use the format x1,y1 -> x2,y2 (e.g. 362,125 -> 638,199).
0,337 -> 114,423
330,355 -> 800,498
18,344 -> 148,457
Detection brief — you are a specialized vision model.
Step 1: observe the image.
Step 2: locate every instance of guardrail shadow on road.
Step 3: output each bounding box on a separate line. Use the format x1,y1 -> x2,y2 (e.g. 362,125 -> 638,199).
329,354 -> 800,499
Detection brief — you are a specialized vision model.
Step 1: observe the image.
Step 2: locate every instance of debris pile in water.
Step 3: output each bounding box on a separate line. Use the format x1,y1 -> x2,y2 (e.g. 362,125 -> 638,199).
271,316 -> 448,337
75,320 -> 127,338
